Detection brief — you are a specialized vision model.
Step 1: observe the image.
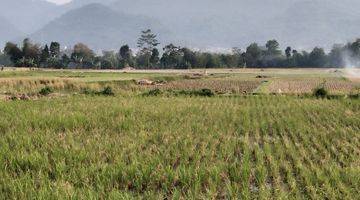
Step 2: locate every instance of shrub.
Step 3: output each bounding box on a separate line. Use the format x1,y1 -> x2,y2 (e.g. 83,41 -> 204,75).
81,86 -> 115,96
313,87 -> 328,98
175,88 -> 215,97
143,88 -> 163,96
349,93 -> 360,99
81,88 -> 96,95
99,86 -> 115,96
39,86 -> 53,96
195,88 -> 215,97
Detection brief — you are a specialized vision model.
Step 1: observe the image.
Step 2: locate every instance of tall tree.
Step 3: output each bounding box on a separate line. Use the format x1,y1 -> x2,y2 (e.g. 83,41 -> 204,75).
50,42 -> 61,58
137,29 -> 160,53
285,46 -> 292,59
21,38 -> 41,67
0,50 -> 12,66
71,43 -> 95,67
102,51 -> 118,69
161,44 -> 183,68
22,38 -> 40,60
329,44 -> 344,67
261,40 -> 282,67
309,47 -> 327,67
203,53 -> 220,68
137,29 -> 160,68
61,54 -> 71,67
231,47 -> 245,67
265,40 -> 281,57
349,39 -> 360,56
4,42 -> 23,64
245,43 -> 262,67
182,48 -> 197,68
119,45 -> 132,60
150,48 -> 160,67
118,45 -> 133,68
40,45 -> 50,64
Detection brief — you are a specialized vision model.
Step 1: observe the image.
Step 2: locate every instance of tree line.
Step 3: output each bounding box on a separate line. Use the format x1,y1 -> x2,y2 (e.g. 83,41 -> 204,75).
1,29 -> 360,69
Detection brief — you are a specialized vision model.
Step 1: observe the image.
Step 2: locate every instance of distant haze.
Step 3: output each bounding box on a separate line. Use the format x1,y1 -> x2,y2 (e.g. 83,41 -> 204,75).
46,0 -> 72,5
1,0 -> 360,51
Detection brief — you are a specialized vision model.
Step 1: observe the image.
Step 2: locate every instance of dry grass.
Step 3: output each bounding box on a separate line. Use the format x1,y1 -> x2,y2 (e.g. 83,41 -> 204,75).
148,79 -> 262,94
0,78 -> 80,93
1,69 -> 359,97
266,78 -> 359,94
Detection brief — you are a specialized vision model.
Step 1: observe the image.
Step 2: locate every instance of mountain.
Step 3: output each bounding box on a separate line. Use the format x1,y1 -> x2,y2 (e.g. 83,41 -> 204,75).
3,0 -> 360,51
262,0 -> 360,49
61,0 -> 115,10
0,0 -> 63,33
109,0 -> 360,49
31,3 -> 171,50
109,0 -> 297,48
0,16 -> 22,47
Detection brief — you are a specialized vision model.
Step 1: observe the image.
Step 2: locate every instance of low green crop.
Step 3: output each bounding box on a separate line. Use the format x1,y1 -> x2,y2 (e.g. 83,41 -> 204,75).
0,95 -> 358,199
39,86 -> 53,96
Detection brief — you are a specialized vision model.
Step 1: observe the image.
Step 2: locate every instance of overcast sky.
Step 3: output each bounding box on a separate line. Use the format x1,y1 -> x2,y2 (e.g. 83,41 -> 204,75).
46,0 -> 72,4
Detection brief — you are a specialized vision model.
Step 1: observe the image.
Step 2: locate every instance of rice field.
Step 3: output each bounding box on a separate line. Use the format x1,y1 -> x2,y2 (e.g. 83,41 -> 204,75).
152,79 -> 262,94
0,68 -> 359,199
266,78 -> 359,95
1,68 -> 358,96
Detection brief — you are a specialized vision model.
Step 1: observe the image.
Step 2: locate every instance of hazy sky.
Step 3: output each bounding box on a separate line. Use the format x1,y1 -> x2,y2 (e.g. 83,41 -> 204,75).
46,0 -> 72,4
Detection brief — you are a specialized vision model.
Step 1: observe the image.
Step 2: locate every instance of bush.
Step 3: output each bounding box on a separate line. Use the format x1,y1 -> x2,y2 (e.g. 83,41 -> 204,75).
99,86 -> 115,96
313,87 -> 328,98
81,86 -> 115,96
349,93 -> 360,99
81,88 -> 96,95
175,88 -> 215,97
142,88 -> 215,97
39,86 -> 53,96
143,88 -> 163,96
195,88 -> 215,97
